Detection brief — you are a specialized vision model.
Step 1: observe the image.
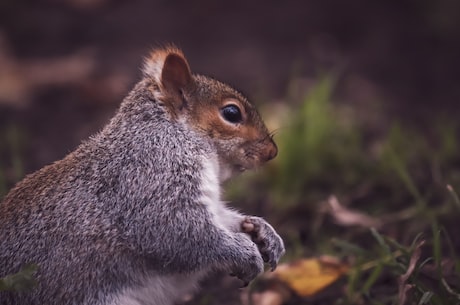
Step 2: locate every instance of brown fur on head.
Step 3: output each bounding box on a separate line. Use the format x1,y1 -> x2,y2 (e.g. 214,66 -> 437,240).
143,46 -> 277,179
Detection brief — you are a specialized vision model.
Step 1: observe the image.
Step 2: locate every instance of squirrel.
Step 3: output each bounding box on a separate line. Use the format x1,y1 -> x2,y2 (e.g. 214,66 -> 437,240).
0,46 -> 285,305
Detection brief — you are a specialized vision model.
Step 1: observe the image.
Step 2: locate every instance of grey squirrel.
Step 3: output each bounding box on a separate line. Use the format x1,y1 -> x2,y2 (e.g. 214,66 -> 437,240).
0,46 -> 285,305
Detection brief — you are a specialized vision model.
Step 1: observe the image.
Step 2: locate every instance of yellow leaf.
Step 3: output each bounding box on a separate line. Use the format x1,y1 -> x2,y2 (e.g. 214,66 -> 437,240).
272,257 -> 348,297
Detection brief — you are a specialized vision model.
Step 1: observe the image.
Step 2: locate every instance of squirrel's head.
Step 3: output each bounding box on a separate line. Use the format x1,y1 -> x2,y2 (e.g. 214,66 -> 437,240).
143,46 -> 277,180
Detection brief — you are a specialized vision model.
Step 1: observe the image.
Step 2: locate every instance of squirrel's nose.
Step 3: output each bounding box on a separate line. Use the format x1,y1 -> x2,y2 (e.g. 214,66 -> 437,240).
265,141 -> 278,162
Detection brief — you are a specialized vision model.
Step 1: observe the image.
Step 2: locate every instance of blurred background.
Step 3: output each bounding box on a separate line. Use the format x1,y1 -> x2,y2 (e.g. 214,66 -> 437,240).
1,0 -> 460,304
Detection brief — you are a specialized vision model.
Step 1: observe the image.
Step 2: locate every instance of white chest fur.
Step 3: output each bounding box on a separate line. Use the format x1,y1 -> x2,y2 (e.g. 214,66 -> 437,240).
199,155 -> 225,227
198,155 -> 243,231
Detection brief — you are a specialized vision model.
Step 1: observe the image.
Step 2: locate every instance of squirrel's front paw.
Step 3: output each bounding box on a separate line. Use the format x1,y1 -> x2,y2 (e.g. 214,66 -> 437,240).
230,234 -> 264,286
241,216 -> 285,271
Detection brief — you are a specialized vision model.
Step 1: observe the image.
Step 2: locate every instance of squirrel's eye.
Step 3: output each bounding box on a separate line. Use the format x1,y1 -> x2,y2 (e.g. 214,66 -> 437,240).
221,105 -> 243,123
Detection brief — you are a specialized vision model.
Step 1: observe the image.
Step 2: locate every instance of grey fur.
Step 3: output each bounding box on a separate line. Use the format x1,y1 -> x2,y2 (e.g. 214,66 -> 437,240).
0,51 -> 284,305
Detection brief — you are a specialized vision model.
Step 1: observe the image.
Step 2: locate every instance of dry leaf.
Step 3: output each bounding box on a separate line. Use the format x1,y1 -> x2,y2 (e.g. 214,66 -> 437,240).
269,257 -> 349,297
326,196 -> 382,228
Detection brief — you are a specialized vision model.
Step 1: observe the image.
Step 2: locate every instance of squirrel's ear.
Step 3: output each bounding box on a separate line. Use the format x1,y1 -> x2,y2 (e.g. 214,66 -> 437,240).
161,53 -> 192,93
144,47 -> 193,93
